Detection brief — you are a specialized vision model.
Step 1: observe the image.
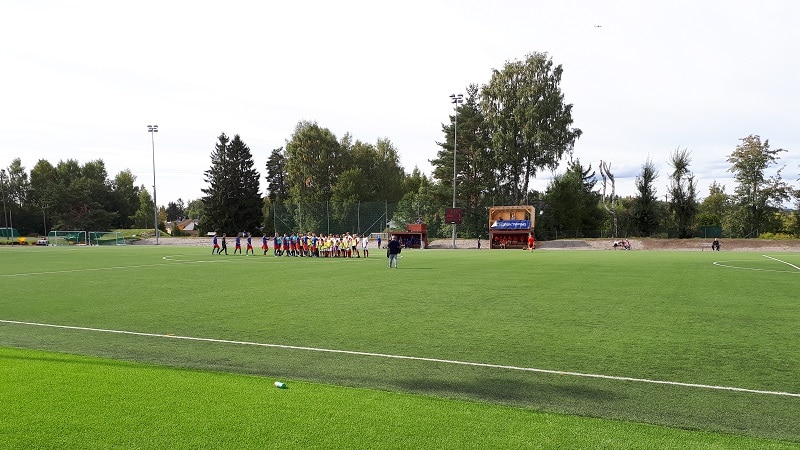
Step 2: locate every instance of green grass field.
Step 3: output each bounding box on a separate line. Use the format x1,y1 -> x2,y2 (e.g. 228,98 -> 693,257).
2,245 -> 799,448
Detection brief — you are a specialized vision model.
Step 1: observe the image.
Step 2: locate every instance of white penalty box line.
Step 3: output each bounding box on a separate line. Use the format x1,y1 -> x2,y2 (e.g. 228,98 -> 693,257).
2,319 -> 799,399
762,254 -> 800,272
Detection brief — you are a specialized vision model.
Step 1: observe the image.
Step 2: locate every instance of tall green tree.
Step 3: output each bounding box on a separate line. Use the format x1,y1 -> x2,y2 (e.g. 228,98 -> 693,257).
201,133 -> 263,235
109,169 -> 140,229
3,158 -> 29,208
165,199 -> 186,221
132,189 -> 155,229
285,121 -> 342,204
667,148 -> 698,238
696,181 -> 728,229
480,52 -> 582,205
630,159 -> 660,236
726,135 -> 791,236
283,122 -> 344,232
32,158 -> 119,231
371,138 -> 406,204
265,147 -> 288,204
184,198 -> 204,220
394,169 -> 443,238
29,159 -> 59,234
332,138 -> 405,204
538,159 -> 603,238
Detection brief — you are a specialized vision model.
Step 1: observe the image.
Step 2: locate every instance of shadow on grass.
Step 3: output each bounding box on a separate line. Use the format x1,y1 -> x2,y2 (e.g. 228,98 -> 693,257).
0,352 -> 149,369
397,375 -> 618,404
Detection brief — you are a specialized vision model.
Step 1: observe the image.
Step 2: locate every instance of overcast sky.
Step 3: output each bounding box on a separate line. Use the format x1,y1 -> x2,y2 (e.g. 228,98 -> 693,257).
2,1 -> 798,207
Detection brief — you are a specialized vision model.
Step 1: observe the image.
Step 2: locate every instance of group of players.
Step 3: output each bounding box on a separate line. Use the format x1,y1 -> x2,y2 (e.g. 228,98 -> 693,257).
212,232 -> 371,258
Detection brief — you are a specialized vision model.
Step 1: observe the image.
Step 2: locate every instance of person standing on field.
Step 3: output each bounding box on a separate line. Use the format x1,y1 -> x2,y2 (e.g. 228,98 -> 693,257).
387,235 -> 401,268
362,234 -> 369,258
245,233 -> 254,255
234,234 -> 242,255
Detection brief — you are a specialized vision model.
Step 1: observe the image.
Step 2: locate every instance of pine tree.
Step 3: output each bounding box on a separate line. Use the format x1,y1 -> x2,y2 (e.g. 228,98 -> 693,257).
631,159 -> 660,236
201,133 -> 263,235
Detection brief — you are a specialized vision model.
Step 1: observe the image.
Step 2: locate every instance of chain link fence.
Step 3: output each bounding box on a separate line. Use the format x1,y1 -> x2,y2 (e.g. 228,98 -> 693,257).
270,202 -> 396,236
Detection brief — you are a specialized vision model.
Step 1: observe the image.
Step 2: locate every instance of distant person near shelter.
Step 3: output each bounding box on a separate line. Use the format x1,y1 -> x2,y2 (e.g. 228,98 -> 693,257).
387,235 -> 402,268
527,233 -> 535,252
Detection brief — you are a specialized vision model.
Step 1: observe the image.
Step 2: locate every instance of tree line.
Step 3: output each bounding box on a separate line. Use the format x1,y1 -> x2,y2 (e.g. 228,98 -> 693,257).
3,52 -> 798,240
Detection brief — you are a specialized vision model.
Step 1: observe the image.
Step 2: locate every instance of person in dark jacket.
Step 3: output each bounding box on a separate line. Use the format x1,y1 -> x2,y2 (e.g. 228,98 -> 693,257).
387,235 -> 402,268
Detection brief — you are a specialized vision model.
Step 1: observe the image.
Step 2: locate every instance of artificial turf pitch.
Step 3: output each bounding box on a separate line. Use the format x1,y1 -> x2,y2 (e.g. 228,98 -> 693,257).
2,245 -> 799,447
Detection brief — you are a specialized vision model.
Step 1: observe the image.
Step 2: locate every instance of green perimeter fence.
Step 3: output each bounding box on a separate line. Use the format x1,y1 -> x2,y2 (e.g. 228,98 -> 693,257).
268,202 -> 737,241
271,202 -> 396,237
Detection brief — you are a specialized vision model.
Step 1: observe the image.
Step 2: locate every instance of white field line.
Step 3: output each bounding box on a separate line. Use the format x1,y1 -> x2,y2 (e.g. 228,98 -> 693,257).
712,260 -> 800,274
2,319 -> 799,399
762,254 -> 800,271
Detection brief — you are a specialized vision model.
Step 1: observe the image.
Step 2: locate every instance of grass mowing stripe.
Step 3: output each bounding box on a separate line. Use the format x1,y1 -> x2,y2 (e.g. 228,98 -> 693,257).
6,346 -> 794,450
0,258 -> 229,277
4,319 -> 799,399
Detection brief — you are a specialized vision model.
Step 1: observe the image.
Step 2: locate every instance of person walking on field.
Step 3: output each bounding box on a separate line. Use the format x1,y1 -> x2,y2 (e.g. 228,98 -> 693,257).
220,234 -> 228,255
233,234 -> 242,255
387,235 -> 402,268
212,234 -> 220,255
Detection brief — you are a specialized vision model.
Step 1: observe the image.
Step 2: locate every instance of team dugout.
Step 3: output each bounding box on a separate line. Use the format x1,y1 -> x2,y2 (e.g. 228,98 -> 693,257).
488,205 -> 535,249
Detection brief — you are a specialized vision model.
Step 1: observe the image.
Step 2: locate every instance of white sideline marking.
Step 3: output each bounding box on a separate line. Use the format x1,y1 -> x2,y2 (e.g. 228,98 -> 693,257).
2,319 -> 799,399
762,254 -> 800,272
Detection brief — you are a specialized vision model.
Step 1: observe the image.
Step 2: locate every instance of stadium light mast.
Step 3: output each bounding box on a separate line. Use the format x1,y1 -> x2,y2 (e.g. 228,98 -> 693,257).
0,169 -> 9,243
148,125 -> 159,245
450,93 -> 463,249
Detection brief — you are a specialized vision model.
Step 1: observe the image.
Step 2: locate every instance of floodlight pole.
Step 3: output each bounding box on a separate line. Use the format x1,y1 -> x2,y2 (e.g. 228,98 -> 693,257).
0,169 -> 8,243
148,125 -> 159,245
450,93 -> 463,249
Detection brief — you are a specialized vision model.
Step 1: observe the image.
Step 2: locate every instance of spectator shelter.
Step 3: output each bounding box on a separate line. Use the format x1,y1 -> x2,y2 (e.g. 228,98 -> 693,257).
389,223 -> 429,249
488,205 -> 535,249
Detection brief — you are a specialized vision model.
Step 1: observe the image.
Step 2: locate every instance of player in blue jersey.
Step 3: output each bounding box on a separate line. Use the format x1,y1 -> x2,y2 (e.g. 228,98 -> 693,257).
245,233 -> 254,255
211,234 -> 220,255
234,235 -> 242,255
